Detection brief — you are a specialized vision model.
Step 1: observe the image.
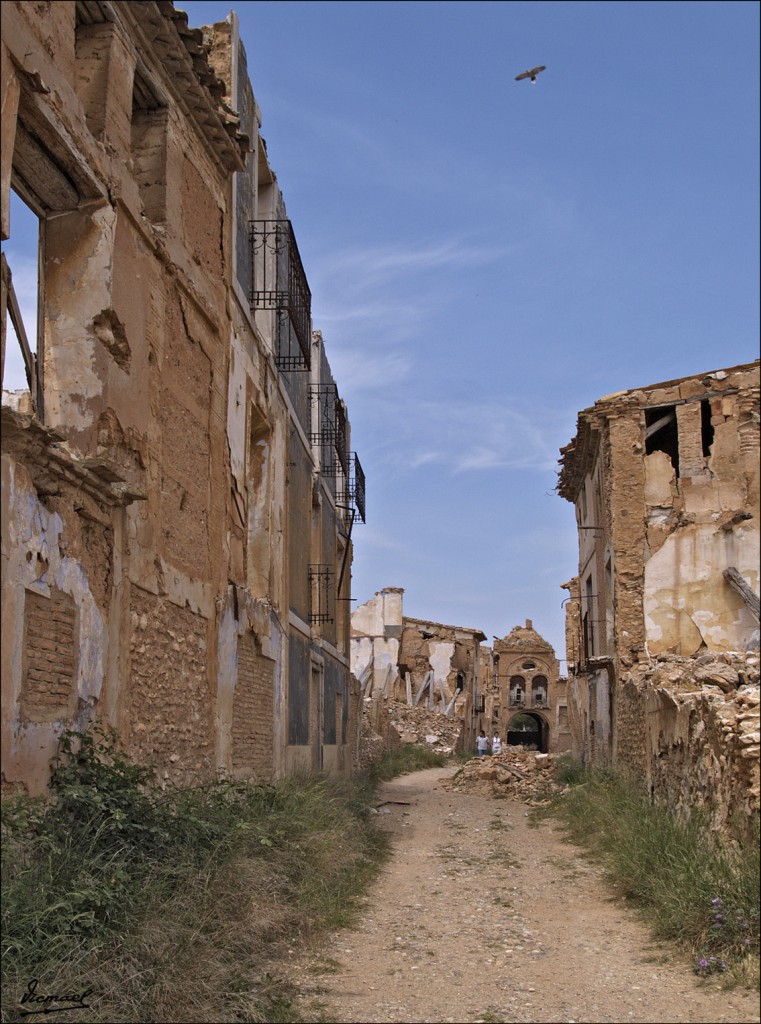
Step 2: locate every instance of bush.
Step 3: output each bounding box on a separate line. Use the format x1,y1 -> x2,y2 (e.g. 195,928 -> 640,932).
1,727 -> 390,1023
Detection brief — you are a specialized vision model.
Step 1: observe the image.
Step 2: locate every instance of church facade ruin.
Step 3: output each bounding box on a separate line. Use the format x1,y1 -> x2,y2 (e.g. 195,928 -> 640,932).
491,619 -> 571,754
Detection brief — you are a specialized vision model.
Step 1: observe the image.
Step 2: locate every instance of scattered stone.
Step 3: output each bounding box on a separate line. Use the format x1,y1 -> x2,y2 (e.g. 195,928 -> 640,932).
444,747 -> 561,803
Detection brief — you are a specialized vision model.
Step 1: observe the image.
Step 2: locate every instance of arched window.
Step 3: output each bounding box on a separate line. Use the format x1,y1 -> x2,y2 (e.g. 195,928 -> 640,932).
532,675 -> 548,706
509,675 -> 525,705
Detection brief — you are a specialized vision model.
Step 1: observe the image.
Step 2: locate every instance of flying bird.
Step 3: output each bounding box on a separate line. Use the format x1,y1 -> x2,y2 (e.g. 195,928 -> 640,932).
515,65 -> 546,84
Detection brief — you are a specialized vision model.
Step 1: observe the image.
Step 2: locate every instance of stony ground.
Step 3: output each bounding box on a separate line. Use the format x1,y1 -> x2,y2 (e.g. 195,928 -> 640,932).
289,765 -> 760,1024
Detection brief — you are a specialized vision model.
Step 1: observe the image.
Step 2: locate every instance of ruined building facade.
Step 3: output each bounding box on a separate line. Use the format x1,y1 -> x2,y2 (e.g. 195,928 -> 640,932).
558,362 -> 760,825
350,590 -> 572,756
490,620 -> 571,754
350,588 -> 486,756
1,2 -> 364,793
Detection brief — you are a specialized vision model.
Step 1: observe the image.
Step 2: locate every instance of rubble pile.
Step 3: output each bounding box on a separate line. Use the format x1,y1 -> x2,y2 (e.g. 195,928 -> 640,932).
620,649 -> 760,828
630,649 -> 760,693
445,747 -> 560,805
387,700 -> 462,754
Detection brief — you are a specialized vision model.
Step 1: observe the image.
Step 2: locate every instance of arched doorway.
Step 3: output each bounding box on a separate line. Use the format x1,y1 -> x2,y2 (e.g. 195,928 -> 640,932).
507,711 -> 549,753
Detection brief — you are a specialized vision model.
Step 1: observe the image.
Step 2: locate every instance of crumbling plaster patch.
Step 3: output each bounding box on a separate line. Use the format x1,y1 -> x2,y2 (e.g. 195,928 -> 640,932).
1,457 -> 106,793
644,524 -> 760,654
351,588 -> 403,638
428,640 -> 456,690
226,335 -> 249,494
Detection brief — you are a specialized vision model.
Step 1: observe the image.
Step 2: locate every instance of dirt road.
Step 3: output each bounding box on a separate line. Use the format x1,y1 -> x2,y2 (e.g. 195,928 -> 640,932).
292,766 -> 759,1024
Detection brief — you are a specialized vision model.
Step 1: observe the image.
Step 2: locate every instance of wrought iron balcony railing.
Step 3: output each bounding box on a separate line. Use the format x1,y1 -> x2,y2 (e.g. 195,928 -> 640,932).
308,564 -> 334,625
344,452 -> 365,524
309,384 -> 347,477
250,220 -> 311,370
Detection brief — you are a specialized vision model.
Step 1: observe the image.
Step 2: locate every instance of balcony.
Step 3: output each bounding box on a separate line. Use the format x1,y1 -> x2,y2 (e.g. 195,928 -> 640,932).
308,564 -> 333,625
343,452 -> 366,524
309,383 -> 347,470
250,220 -> 311,370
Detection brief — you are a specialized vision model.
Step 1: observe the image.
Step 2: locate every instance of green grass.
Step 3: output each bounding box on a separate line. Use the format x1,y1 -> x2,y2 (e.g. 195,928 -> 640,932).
1,727 -> 391,1023
540,761 -> 759,987
365,743 -> 449,782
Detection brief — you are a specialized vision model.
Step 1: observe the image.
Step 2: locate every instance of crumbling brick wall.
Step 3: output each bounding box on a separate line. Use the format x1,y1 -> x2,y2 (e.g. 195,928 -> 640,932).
232,632 -> 274,779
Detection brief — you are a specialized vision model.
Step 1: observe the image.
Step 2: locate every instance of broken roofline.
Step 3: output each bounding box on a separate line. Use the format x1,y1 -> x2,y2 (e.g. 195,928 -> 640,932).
591,358 -> 760,407
557,358 -> 760,501
403,616 -> 487,642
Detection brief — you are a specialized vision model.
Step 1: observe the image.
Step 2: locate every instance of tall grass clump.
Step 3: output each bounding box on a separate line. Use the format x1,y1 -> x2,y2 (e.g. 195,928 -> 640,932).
366,743 -> 448,783
1,726 -> 390,1023
545,761 -> 759,986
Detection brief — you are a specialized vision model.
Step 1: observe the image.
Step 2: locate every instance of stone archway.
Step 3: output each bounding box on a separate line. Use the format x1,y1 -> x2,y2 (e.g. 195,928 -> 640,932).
507,711 -> 549,753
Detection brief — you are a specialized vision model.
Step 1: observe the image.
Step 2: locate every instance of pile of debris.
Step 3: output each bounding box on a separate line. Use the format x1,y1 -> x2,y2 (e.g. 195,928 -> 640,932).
620,649 -> 760,825
387,700 -> 462,754
445,746 -> 560,804
629,648 -> 760,693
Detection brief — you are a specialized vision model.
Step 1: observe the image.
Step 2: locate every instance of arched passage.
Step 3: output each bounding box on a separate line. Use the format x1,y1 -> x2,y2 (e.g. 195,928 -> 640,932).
507,711 -> 549,753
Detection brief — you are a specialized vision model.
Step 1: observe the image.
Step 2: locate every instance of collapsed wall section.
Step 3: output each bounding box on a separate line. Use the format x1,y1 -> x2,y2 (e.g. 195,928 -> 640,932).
618,652 -> 760,830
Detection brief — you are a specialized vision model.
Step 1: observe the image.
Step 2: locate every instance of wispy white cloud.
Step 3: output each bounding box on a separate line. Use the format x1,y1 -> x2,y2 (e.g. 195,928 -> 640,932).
389,399 -> 566,475
353,526 -> 408,552
320,239 -> 514,282
311,235 -> 513,398
327,348 -> 413,393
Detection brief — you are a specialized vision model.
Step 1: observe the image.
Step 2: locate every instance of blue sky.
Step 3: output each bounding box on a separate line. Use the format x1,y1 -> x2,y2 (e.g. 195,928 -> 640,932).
4,1 -> 759,660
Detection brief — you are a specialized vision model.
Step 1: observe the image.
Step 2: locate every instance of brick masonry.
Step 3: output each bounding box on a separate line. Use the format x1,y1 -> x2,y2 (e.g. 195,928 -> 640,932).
233,632 -> 274,778
21,588 -> 78,723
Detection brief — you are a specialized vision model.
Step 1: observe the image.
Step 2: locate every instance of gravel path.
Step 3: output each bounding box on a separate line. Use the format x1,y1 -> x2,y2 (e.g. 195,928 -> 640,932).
292,766 -> 759,1024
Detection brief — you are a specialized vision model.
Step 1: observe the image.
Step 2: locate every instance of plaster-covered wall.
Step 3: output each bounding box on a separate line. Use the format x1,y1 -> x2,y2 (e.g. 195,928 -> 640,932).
1,455 -> 108,793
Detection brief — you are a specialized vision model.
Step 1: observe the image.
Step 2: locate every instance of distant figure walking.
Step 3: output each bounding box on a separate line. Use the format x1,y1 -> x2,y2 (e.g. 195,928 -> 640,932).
491,731 -> 502,755
476,730 -> 489,757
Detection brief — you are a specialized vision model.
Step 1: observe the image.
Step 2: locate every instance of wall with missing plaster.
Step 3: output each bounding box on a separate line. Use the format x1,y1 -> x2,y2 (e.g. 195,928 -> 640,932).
559,360 -> 760,824
351,589 -> 486,756
1,2 -> 360,793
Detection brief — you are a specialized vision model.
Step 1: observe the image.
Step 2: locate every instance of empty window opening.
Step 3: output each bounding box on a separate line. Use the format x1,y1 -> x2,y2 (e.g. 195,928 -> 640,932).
3,189 -> 42,410
701,398 -> 714,458
532,676 -> 548,706
583,574 -> 595,660
645,405 -> 679,475
509,675 -> 525,705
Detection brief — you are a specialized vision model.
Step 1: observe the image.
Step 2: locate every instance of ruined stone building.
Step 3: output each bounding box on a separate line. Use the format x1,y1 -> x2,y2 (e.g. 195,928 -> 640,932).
350,590 -> 573,757
350,588 -> 486,755
490,620 -> 571,754
558,361 -> 760,825
1,2 -> 365,794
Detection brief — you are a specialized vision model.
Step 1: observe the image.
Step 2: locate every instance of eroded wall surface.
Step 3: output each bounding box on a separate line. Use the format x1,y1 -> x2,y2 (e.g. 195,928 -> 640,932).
559,361 -> 760,820
2,2 -> 359,793
618,653 -> 760,830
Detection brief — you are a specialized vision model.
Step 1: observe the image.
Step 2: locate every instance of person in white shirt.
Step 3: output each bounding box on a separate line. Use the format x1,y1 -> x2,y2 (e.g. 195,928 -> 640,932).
491,731 -> 502,755
476,730 -> 489,757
